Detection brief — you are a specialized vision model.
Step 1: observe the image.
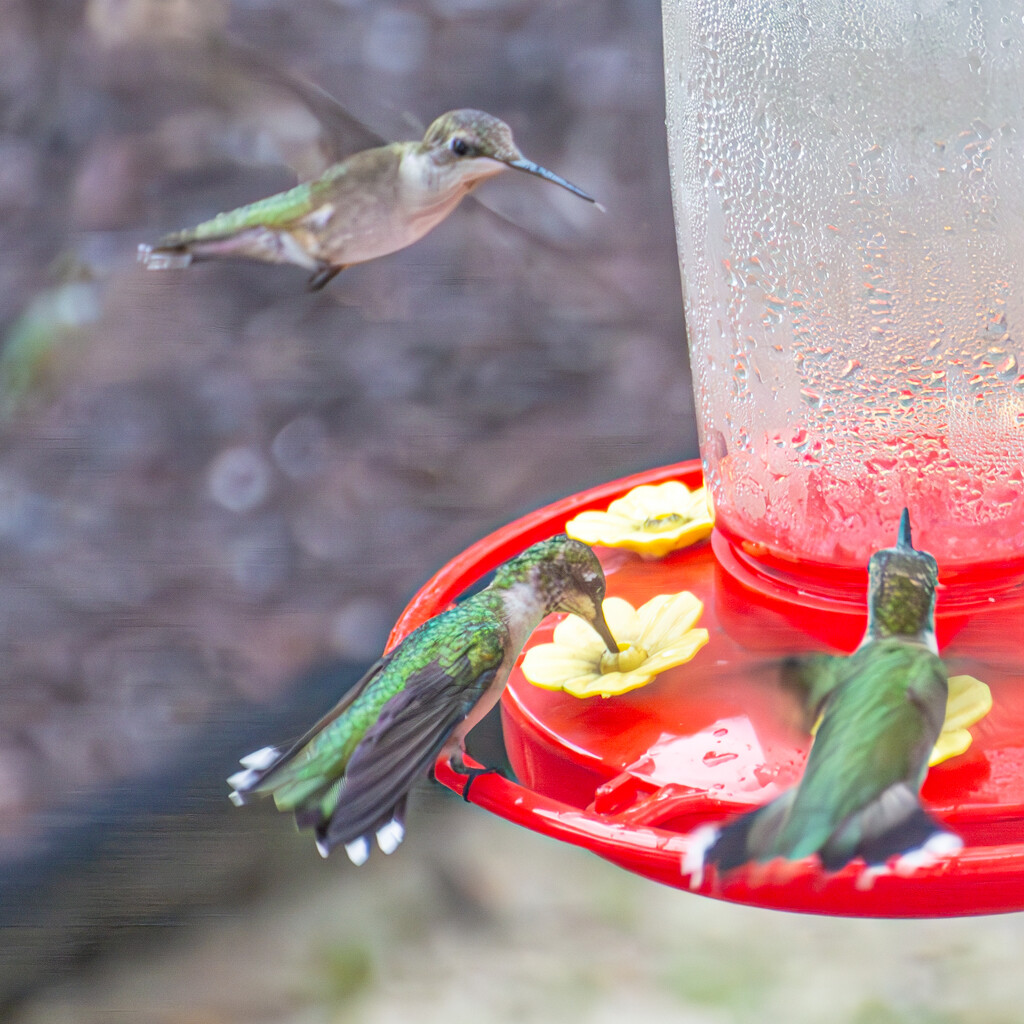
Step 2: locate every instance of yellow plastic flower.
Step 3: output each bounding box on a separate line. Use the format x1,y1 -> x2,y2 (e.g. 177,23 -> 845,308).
565,481 -> 714,559
928,674 -> 993,766
521,592 -> 709,698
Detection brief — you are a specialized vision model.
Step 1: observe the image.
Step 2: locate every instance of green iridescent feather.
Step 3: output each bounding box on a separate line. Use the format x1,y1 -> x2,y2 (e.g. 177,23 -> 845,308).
769,639 -> 946,862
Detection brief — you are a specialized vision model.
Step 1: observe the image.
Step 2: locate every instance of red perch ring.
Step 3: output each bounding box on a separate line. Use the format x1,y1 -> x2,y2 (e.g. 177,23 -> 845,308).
388,460 -> 1024,917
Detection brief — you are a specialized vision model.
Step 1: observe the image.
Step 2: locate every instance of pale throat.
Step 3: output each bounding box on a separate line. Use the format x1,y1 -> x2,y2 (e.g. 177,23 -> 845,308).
498,581 -> 549,651
399,151 -> 505,214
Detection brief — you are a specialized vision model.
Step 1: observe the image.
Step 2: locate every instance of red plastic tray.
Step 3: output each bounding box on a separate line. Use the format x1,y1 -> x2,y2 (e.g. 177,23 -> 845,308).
388,461 -> 1024,917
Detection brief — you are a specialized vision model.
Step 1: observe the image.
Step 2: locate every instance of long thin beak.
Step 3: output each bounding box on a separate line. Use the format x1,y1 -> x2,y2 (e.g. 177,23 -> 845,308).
897,507 -> 913,551
505,158 -> 597,203
589,606 -> 619,654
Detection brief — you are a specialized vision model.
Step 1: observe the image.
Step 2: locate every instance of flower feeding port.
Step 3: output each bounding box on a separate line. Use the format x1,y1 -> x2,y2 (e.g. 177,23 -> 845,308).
388,460 -> 1024,918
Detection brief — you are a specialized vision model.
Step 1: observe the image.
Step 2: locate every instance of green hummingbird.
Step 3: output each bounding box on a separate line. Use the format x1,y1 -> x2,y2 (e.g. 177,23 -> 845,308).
686,509 -> 962,882
139,108 -> 597,290
228,535 -> 617,864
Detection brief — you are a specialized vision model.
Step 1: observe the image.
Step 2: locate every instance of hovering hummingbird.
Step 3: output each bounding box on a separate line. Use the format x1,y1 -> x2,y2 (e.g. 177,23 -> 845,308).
139,108 -> 597,290
686,509 -> 962,882
228,535 -> 617,864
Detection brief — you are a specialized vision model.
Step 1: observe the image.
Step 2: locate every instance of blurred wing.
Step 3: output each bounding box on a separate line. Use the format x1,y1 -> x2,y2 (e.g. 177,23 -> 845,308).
89,34 -> 384,178
780,652 -> 843,723
211,37 -> 385,175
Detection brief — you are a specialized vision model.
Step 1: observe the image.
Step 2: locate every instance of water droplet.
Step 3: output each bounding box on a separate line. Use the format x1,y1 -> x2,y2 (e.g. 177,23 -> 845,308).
702,750 -> 739,767
996,353 -> 1018,379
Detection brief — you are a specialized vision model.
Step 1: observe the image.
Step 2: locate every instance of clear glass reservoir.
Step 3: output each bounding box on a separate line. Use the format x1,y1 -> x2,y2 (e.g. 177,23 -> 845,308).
663,1 -> 1024,569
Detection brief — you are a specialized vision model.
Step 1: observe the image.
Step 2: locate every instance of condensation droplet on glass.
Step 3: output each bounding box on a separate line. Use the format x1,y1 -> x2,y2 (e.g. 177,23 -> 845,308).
702,751 -> 739,767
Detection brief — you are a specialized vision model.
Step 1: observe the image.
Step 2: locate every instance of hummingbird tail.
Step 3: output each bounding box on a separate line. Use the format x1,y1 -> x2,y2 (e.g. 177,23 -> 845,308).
693,789 -> 799,878
139,225 -> 325,273
313,796 -> 409,864
226,745 -> 286,805
691,782 -> 963,880
818,783 -> 961,872
137,243 -> 194,270
229,743 -> 388,864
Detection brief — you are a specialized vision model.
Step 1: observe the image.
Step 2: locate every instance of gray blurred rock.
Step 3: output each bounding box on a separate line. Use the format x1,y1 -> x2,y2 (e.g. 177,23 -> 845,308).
227,513 -> 294,600
330,596 -> 393,660
362,8 -> 429,75
208,446 -> 273,513
0,136 -> 38,211
271,414 -> 329,480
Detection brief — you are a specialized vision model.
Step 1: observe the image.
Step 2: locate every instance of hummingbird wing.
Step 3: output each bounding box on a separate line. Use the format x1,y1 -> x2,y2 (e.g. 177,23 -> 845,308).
317,654 -> 502,855
208,37 -> 384,175
779,652 -> 844,723
702,640 -> 955,874
153,180 -> 323,249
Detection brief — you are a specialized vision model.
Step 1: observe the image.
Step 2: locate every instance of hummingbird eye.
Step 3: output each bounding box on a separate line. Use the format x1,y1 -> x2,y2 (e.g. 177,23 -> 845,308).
450,137 -> 471,157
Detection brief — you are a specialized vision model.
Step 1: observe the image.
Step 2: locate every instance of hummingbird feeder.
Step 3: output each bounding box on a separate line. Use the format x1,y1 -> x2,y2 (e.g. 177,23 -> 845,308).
389,1 -> 1024,916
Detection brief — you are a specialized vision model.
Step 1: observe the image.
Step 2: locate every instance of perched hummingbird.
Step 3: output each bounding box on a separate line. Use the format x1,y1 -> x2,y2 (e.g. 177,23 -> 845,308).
139,108 -> 597,290
228,535 -> 617,864
686,510 -> 962,881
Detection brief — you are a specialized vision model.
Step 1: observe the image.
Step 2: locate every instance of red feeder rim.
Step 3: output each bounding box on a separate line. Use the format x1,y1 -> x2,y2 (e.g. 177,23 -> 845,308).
389,461 -> 1024,917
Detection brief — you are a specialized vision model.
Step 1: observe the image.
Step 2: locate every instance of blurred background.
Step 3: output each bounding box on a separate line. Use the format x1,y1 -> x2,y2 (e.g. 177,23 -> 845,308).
2,1 -> 1022,1021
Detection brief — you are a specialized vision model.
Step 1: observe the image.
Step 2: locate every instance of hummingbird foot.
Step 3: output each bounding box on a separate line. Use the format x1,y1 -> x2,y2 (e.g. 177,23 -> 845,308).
451,758 -> 505,803
307,264 -> 344,291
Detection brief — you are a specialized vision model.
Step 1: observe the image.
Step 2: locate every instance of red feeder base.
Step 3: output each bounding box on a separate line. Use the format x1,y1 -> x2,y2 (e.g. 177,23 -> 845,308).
388,461 -> 1024,917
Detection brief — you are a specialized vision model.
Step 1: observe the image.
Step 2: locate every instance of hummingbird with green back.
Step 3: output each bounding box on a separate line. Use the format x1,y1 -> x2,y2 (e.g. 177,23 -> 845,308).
139,109 -> 597,290
685,509 -> 962,883
228,535 -> 617,864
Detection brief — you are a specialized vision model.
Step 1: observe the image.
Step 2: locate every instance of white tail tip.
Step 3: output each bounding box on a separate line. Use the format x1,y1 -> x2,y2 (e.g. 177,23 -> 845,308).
240,746 -> 280,770
682,824 -> 719,890
376,819 -> 405,856
226,767 -> 261,791
893,831 -> 964,876
138,244 -> 192,270
316,837 -> 331,859
345,837 -> 370,866
857,831 -> 964,890
228,790 -> 246,807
